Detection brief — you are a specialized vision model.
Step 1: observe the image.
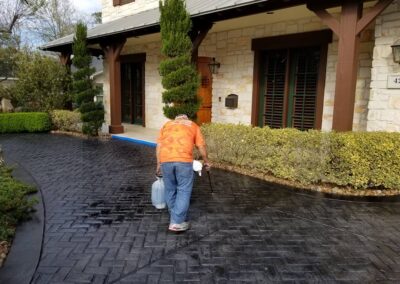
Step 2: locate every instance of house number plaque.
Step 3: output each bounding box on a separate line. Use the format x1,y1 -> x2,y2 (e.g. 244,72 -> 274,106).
387,74 -> 400,89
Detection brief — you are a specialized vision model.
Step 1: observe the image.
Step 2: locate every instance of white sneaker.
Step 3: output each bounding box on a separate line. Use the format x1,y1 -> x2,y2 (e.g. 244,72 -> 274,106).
168,222 -> 190,232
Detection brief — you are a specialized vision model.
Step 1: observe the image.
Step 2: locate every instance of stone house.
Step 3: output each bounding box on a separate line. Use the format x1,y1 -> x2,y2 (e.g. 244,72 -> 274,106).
41,0 -> 400,133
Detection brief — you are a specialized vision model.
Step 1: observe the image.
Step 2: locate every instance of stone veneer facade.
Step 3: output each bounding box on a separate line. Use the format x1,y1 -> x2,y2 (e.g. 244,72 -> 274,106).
101,1 -> 398,132
101,0 -> 159,23
197,17 -> 374,131
368,1 -> 400,132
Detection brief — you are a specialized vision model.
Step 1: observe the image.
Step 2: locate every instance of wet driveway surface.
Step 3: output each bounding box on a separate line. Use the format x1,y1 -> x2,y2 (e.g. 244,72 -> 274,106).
0,134 -> 399,283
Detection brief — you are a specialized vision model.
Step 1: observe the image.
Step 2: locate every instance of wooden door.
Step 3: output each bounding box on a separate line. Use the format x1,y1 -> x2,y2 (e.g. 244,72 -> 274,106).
131,62 -> 144,125
196,57 -> 212,125
121,61 -> 144,125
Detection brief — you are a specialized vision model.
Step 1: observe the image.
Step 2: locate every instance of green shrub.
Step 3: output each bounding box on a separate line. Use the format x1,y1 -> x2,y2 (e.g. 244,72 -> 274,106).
8,51 -> 71,112
0,166 -> 37,241
201,123 -> 400,189
72,23 -> 104,136
325,132 -> 400,189
79,101 -> 104,136
50,109 -> 82,132
159,0 -> 200,119
0,112 -> 51,133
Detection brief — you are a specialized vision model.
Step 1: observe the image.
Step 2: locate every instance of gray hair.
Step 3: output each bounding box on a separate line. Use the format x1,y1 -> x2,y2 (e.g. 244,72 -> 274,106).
175,114 -> 188,120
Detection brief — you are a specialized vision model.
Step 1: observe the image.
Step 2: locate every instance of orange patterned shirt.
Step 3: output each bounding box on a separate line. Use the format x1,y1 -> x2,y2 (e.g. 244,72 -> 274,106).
157,119 -> 205,163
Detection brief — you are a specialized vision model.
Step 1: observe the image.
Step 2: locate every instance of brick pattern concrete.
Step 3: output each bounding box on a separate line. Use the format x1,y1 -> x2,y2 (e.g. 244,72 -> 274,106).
0,134 -> 399,283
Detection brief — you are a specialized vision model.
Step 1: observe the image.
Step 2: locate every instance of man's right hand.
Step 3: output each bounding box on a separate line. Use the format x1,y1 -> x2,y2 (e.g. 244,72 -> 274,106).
156,163 -> 162,177
204,162 -> 211,171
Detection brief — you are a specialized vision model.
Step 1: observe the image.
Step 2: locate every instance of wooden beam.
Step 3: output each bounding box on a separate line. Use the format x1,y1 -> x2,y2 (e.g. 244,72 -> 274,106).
101,39 -> 126,134
314,9 -> 340,36
252,30 -> 333,50
59,52 -> 71,67
356,0 -> 394,35
190,22 -> 213,61
332,1 -> 363,131
307,5 -> 340,36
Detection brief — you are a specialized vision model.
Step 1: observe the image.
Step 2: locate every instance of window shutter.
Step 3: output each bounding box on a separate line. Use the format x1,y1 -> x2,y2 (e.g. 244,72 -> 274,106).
263,50 -> 286,128
113,0 -> 120,6
291,49 -> 320,130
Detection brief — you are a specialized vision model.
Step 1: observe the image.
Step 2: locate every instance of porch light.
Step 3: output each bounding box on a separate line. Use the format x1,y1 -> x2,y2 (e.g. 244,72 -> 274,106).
208,57 -> 221,74
391,40 -> 400,64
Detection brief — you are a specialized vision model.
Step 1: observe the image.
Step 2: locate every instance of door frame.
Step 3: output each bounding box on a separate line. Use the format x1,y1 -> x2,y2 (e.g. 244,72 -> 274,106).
120,53 -> 146,127
196,56 -> 213,125
251,30 -> 332,129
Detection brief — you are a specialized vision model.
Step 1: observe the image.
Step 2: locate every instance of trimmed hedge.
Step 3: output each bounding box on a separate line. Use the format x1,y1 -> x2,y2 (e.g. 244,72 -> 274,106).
201,123 -> 400,189
50,110 -> 82,132
0,112 -> 51,133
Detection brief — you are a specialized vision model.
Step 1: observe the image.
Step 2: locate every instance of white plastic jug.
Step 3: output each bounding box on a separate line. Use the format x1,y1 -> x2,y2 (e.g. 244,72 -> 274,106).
151,176 -> 166,209
193,160 -> 203,176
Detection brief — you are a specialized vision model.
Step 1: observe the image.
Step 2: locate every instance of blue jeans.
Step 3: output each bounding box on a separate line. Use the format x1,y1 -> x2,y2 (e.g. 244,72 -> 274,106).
161,162 -> 194,224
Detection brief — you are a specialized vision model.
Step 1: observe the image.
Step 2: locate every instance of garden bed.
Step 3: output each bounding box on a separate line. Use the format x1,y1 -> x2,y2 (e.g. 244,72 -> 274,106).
0,241 -> 9,268
202,123 -> 400,196
212,161 -> 400,197
0,164 -> 37,268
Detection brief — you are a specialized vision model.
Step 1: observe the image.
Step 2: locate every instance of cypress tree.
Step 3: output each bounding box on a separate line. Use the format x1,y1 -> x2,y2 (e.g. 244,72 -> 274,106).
159,0 -> 200,119
72,22 -> 104,136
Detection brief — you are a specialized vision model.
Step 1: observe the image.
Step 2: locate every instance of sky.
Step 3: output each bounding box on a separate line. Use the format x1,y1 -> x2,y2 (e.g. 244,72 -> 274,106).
72,0 -> 102,14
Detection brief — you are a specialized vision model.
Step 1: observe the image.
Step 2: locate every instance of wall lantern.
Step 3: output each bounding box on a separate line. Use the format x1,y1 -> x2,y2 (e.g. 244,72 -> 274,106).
391,40 -> 400,64
208,57 -> 221,74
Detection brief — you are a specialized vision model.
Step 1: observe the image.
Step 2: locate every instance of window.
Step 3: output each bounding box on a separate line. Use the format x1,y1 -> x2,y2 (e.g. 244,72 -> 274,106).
260,47 -> 321,130
113,0 -> 134,6
252,30 -> 332,130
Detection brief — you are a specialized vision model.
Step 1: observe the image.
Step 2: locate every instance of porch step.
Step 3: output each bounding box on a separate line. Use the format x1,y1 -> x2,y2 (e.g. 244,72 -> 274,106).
111,124 -> 158,147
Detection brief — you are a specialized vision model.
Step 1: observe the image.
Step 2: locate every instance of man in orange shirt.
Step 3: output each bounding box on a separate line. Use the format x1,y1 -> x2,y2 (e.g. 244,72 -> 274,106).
156,114 -> 210,232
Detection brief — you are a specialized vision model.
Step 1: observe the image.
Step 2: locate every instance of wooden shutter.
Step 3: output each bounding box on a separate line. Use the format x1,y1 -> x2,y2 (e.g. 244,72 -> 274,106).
291,48 -> 320,130
263,50 -> 286,128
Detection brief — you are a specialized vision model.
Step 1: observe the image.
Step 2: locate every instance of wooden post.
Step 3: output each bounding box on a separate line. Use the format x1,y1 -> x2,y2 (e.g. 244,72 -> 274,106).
59,52 -> 72,67
332,1 -> 362,131
101,39 -> 126,134
190,21 -> 213,62
308,0 -> 394,131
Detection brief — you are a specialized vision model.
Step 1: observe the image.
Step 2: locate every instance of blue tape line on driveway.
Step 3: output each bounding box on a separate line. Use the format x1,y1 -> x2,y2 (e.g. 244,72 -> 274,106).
112,135 -> 157,148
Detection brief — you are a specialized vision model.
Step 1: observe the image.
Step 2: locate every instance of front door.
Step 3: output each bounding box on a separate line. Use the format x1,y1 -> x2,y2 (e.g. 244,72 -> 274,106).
196,57 -> 212,125
121,61 -> 144,125
259,47 -> 322,130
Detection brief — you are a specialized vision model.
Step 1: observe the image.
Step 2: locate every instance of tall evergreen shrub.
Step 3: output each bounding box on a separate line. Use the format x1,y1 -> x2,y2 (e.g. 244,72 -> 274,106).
159,0 -> 200,119
72,22 -> 104,136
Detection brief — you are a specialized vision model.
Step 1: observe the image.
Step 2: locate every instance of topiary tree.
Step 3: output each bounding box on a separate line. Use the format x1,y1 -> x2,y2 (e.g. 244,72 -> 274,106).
72,22 -> 104,136
159,0 -> 200,119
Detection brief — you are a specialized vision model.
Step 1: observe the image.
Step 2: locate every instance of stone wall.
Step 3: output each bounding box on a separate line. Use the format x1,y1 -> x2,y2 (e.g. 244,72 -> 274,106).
101,5 -> 378,131
198,14 -> 374,131
368,1 -> 400,132
101,0 -> 159,23
322,29 -> 374,131
102,38 -> 168,129
122,40 -> 169,129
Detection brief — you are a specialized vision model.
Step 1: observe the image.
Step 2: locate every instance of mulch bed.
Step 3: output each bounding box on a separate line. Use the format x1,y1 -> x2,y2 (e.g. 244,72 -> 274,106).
50,130 -> 111,140
212,162 -> 400,197
0,241 -> 9,268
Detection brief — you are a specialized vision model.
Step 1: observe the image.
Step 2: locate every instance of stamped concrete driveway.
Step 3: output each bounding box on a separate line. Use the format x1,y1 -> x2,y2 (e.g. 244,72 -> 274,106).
0,133 -> 400,283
